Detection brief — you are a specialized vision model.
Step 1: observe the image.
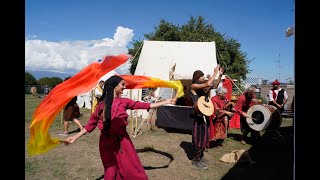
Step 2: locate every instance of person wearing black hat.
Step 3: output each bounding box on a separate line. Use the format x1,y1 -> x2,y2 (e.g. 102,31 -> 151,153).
268,79 -> 288,114
189,64 -> 224,170
65,75 -> 176,180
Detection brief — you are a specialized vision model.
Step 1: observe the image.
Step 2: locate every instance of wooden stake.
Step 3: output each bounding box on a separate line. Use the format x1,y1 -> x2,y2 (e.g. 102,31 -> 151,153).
130,89 -> 134,134
60,110 -> 63,124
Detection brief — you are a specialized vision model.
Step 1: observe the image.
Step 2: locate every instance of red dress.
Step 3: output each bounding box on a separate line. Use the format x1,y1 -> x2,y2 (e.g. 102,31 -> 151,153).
84,97 -> 151,180
63,96 -> 80,121
209,96 -> 227,141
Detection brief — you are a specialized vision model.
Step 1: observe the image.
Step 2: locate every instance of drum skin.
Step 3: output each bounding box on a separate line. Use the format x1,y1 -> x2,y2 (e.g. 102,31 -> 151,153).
246,104 -> 282,131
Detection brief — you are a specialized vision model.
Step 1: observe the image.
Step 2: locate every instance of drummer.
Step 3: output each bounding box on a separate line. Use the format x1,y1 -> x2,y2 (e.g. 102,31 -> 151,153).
234,86 -> 262,145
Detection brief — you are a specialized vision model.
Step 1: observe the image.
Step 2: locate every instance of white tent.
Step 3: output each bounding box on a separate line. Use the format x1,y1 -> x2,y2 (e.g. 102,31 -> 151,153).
128,40 -> 228,126
135,40 -> 218,80
76,91 -> 92,109
76,70 -> 118,109
133,40 -> 224,101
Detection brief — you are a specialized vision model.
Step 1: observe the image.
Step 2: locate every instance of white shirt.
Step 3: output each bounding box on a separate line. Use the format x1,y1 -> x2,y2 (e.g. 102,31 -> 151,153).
94,87 -> 103,98
268,88 -> 288,102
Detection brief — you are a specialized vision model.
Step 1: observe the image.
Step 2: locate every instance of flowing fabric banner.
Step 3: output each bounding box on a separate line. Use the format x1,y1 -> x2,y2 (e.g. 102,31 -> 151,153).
120,75 -> 184,98
28,54 -> 184,156
27,54 -> 130,156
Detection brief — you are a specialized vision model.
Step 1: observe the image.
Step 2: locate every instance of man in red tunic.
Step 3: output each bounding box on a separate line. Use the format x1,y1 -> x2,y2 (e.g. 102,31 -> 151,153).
66,75 -> 176,180
234,86 -> 261,145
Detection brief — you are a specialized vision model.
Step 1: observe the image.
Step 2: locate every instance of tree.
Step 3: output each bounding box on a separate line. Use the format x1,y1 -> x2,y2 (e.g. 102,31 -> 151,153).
128,40 -> 144,75
25,72 -> 38,85
38,77 -> 51,86
38,77 -> 63,88
50,77 -> 63,87
129,16 -> 252,82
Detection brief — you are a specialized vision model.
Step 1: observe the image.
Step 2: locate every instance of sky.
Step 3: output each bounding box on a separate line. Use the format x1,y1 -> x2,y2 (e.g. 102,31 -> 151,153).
25,0 -> 295,83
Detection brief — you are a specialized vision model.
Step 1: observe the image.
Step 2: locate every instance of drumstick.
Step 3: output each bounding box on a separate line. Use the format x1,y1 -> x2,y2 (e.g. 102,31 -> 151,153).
232,108 -> 256,120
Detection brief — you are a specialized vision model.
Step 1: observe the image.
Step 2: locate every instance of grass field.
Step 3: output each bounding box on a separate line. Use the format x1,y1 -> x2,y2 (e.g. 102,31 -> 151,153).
25,94 -> 294,180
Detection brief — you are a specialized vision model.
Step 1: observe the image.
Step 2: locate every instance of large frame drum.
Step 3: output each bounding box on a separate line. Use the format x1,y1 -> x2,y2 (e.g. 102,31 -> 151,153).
246,104 -> 282,131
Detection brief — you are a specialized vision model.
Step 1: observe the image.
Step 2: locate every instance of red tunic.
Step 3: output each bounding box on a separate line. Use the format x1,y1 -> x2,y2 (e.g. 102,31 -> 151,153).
234,93 -> 256,115
84,97 -> 151,180
229,93 -> 256,129
209,96 -> 227,141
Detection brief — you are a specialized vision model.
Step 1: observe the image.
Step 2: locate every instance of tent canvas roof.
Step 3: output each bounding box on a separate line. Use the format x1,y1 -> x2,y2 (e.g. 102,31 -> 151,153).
134,40 -> 219,80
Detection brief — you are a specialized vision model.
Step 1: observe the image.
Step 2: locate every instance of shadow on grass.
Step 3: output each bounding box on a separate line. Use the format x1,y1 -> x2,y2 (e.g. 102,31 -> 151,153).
161,127 -> 192,135
227,133 -> 242,142
94,147 -> 175,179
68,128 -> 81,135
179,141 -> 197,160
221,125 -> 294,180
136,147 -> 174,170
95,175 -> 104,180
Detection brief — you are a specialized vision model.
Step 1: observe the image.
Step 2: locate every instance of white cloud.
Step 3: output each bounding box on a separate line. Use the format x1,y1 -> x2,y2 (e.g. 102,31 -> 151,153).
25,26 -> 134,75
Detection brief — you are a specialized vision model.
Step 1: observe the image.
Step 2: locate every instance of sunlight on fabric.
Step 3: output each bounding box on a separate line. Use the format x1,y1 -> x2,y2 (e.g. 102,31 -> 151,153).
27,54 -> 130,156
121,75 -> 184,98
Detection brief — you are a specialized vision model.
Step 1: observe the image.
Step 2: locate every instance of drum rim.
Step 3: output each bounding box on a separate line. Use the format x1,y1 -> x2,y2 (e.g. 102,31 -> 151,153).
246,104 -> 276,131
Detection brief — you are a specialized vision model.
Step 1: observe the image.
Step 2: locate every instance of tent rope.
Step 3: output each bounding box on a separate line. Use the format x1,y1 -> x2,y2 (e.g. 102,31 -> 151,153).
216,45 -> 223,65
131,41 -> 144,60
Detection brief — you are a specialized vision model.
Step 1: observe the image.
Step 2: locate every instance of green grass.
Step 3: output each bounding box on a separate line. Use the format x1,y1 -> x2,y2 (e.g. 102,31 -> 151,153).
25,94 -> 294,180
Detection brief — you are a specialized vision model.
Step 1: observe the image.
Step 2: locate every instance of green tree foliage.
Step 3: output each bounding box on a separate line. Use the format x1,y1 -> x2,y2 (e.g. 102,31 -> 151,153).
38,77 -> 51,86
129,16 -> 252,82
128,40 -> 144,74
25,72 -> 38,85
50,77 -> 63,87
145,20 -> 181,41
38,77 -> 63,88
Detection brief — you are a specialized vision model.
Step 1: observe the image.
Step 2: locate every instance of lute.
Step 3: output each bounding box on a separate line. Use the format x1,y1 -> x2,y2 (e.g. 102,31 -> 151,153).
193,95 -> 214,116
192,67 -> 225,117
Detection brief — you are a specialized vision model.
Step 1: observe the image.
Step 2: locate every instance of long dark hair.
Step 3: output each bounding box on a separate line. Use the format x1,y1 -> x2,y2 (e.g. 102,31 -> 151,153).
99,75 -> 123,130
192,70 -> 204,84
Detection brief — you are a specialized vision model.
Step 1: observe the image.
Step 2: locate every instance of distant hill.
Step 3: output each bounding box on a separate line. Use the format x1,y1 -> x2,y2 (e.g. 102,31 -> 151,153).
26,70 -> 74,80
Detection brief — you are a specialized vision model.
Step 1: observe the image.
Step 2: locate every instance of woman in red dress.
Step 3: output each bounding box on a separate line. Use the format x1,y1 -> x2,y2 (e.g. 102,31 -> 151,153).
209,87 -> 234,148
66,75 -> 176,180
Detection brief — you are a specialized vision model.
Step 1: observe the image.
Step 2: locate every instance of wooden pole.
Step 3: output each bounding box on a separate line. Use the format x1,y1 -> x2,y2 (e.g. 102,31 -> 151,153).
225,75 -> 243,94
90,89 -> 94,114
130,89 -> 134,134
60,110 -> 63,124
135,90 -> 140,134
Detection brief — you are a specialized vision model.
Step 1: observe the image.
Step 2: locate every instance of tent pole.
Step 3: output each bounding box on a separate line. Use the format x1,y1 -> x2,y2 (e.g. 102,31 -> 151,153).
130,89 -> 134,135
225,75 -> 243,94
136,90 -> 140,132
60,110 -> 63,124
90,89 -> 94,114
